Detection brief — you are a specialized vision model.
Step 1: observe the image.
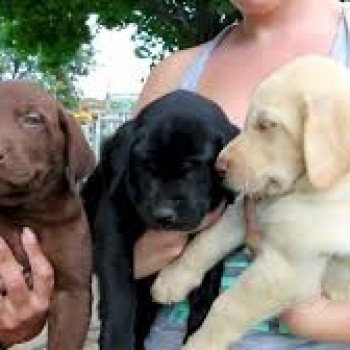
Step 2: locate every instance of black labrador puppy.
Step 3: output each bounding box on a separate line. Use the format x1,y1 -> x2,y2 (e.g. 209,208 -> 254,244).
82,90 -> 239,350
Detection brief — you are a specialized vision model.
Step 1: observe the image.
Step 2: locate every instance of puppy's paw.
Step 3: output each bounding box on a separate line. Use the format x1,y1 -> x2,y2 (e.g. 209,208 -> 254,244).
182,296 -> 243,350
181,333 -> 215,350
181,327 -> 230,350
151,262 -> 203,304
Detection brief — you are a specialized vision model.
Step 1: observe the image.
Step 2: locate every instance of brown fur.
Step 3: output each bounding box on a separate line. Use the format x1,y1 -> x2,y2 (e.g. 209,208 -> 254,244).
0,81 -> 95,349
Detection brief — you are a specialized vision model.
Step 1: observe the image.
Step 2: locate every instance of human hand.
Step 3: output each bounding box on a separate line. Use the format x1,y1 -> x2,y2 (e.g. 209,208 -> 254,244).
279,297 -> 350,342
0,227 -> 54,347
134,201 -> 226,279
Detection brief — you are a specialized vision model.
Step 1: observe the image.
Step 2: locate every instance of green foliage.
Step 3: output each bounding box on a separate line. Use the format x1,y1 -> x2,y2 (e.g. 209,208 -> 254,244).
95,0 -> 240,61
0,0 -> 240,102
0,45 -> 94,107
3,0 -> 349,68
0,0 -> 241,66
0,0 -> 92,69
0,17 -> 95,107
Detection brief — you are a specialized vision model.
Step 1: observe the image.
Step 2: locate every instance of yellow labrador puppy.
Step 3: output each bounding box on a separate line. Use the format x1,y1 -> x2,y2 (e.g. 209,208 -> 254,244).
151,56 -> 350,349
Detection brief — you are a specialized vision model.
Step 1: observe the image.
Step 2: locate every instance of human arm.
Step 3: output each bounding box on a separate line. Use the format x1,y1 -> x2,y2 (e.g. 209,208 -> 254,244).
0,227 -> 54,347
134,201 -> 226,279
131,46 -> 202,116
280,298 -> 350,343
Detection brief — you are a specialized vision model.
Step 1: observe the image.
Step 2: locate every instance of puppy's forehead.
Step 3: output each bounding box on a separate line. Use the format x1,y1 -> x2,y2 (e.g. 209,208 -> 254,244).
0,81 -> 55,108
133,117 -> 215,166
151,115 -> 212,146
246,80 -> 304,137
246,102 -> 284,126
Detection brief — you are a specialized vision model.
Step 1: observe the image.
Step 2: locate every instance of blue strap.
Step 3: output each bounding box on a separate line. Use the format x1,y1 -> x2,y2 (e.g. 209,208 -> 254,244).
178,25 -> 234,91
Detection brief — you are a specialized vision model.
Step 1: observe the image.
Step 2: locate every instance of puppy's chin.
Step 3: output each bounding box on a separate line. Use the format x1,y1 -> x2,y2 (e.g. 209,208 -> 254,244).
142,215 -> 203,232
223,176 -> 263,197
0,189 -> 50,207
0,170 -> 65,207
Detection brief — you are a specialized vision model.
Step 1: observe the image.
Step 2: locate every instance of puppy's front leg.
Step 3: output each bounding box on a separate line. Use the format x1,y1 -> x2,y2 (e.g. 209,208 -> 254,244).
183,247 -> 323,350
152,199 -> 245,304
94,198 -> 137,350
48,286 -> 91,350
43,222 -> 92,350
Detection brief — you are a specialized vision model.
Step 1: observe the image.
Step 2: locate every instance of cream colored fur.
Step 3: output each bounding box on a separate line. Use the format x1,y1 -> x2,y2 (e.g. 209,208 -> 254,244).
151,56 -> 350,349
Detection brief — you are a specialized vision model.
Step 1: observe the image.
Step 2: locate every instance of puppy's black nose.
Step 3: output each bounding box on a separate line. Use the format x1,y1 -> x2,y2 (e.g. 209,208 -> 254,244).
154,207 -> 177,226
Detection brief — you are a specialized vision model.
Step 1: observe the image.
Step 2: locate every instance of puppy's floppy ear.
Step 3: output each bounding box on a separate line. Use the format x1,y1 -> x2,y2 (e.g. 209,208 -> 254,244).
220,124 -> 240,148
99,119 -> 136,193
214,114 -> 240,150
81,120 -> 136,227
303,95 -> 350,189
58,105 -> 96,184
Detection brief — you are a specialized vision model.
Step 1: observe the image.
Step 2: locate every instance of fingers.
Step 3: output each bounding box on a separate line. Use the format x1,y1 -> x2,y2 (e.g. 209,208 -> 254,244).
22,228 -> 54,305
0,229 -> 52,346
0,238 -> 30,311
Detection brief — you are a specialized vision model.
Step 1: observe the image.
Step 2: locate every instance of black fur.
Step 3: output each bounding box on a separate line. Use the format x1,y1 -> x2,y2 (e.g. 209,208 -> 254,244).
82,90 -> 239,349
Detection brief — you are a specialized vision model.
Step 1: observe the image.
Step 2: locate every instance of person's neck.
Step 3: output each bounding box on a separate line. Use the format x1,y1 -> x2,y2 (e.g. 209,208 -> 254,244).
240,0 -> 341,40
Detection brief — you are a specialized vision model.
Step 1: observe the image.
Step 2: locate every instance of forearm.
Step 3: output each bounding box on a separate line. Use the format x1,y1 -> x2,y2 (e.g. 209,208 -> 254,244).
281,298 -> 350,343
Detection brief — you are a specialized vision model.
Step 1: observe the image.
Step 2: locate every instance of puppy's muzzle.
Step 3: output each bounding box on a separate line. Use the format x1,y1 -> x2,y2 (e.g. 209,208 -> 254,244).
153,206 -> 177,227
215,157 -> 229,178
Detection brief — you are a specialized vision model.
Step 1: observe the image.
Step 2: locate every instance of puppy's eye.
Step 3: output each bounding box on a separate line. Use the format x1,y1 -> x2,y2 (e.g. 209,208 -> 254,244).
255,118 -> 277,132
19,111 -> 45,128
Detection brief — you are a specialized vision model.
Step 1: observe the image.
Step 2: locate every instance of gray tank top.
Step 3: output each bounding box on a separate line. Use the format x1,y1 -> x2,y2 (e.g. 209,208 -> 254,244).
179,3 -> 350,92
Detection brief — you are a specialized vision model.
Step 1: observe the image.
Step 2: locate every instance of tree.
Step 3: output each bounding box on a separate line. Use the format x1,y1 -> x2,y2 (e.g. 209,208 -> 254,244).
0,20 -> 95,107
95,0 -> 241,61
0,44 -> 94,108
0,0 -> 241,67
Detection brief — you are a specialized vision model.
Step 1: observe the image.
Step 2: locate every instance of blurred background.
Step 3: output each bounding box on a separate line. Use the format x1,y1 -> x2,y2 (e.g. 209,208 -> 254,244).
1,0 -> 349,155
0,0 -> 243,157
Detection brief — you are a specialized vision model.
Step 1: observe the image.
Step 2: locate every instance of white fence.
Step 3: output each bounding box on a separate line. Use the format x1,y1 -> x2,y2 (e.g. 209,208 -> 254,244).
81,112 -> 131,160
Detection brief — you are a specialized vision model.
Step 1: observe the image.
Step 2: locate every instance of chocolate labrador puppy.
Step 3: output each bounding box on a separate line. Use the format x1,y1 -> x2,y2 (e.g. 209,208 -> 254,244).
82,90 -> 239,350
0,81 -> 95,349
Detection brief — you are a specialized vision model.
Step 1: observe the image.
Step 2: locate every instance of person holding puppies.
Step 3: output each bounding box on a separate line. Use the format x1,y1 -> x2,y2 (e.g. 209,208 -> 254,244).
134,0 -> 350,349
2,0 -> 350,349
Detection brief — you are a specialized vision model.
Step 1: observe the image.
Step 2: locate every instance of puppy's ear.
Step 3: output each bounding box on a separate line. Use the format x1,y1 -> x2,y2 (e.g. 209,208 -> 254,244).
99,119 -> 136,193
80,120 -> 136,227
215,116 -> 240,150
58,105 -> 96,184
303,95 -> 350,189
